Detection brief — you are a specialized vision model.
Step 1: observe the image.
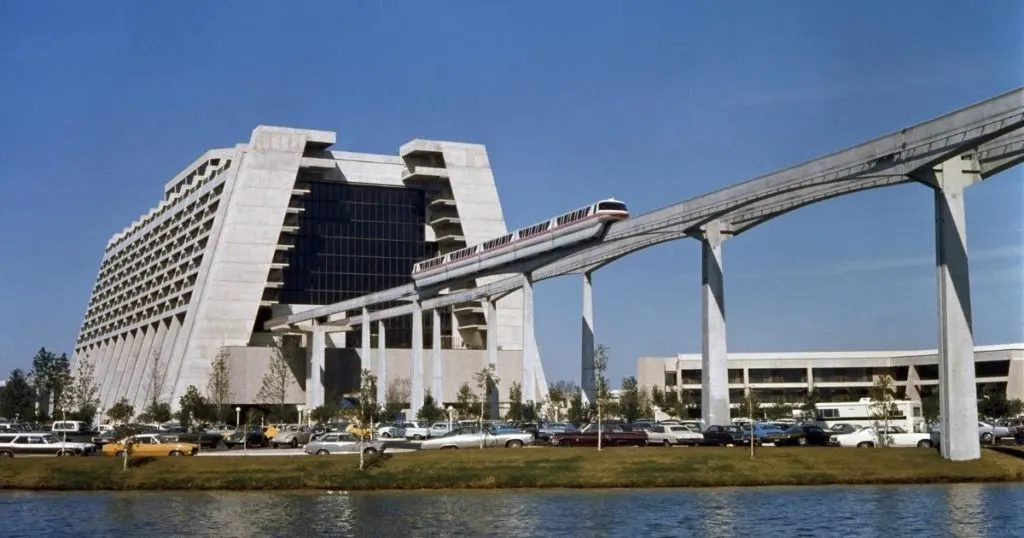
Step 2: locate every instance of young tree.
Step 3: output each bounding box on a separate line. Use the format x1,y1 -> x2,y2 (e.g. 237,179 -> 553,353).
870,374 -> 900,447
740,388 -> 762,421
650,385 -> 666,409
566,386 -> 590,426
618,376 -> 642,422
257,339 -> 292,421
206,348 -> 232,424
62,356 -> 102,423
141,350 -> 170,423
800,388 -> 820,421
106,397 -> 135,424
473,364 -> 500,427
383,377 -> 410,422
0,369 -> 37,420
593,344 -> 612,450
454,382 -> 477,419
507,381 -> 524,422
417,391 -> 444,424
358,369 -> 379,426
30,347 -> 71,416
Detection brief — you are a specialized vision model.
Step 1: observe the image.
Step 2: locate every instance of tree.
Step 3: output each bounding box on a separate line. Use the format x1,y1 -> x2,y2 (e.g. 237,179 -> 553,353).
1008,398 -> 1024,418
358,369 -> 379,426
106,397 -> 135,424
870,374 -> 900,447
651,385 -> 666,409
618,376 -> 642,422
257,339 -> 292,421
593,344 -> 612,450
454,382 -> 477,419
473,364 -> 499,425
61,356 -> 102,423
566,386 -> 591,425
740,388 -> 762,421
521,400 -> 540,422
383,377 -> 410,422
30,347 -> 71,416
417,391 -> 444,424
547,380 -> 575,409
311,402 -> 340,424
763,397 -> 795,421
141,350 -> 170,423
921,393 -> 940,425
507,381 -> 523,422
177,385 -> 212,430
800,388 -> 820,421
206,348 -> 232,424
0,370 -> 36,420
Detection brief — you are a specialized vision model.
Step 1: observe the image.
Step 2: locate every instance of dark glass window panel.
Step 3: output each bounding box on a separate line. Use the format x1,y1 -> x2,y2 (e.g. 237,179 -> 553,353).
278,181 -> 427,348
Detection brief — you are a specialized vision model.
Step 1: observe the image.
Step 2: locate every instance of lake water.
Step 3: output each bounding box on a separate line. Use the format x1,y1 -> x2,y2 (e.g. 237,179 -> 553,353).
1,483 -> 1021,536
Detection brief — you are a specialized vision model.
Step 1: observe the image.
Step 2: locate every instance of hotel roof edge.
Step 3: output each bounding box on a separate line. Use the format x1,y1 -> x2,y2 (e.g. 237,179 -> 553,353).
638,342 -> 1024,362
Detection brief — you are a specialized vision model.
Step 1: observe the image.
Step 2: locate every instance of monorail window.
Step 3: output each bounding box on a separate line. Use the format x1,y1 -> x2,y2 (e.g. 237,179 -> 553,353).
597,201 -> 627,212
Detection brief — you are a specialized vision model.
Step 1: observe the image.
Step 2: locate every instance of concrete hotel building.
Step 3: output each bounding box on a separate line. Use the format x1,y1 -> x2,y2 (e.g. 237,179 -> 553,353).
73,126 -> 544,413
637,343 -> 1024,409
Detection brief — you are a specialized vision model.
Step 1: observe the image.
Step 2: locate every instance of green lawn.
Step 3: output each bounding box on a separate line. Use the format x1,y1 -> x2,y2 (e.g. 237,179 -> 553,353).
0,446 -> 1021,491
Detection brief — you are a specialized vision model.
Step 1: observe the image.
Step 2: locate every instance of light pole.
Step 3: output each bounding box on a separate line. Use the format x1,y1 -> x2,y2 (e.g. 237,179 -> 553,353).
297,404 -> 304,427
235,407 -> 241,428
446,405 -> 454,432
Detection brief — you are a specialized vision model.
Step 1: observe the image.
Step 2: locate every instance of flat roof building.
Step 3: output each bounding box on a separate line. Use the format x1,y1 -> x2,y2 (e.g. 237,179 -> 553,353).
73,126 -> 544,414
637,343 -> 1024,409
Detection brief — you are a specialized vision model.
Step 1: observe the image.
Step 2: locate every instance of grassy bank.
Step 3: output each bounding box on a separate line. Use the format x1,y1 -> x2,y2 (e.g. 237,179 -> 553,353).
0,447 -> 1022,491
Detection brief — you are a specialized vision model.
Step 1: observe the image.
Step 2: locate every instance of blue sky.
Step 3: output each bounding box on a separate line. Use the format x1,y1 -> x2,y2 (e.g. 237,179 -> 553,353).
0,1 -> 1021,386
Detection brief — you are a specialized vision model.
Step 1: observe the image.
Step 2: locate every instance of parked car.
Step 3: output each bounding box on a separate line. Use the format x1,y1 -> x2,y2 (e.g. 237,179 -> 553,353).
536,422 -> 578,442
420,425 -> 534,450
271,425 -> 314,448
647,424 -> 704,446
775,424 -> 832,446
829,425 -> 932,448
305,432 -> 386,455
551,424 -> 648,447
224,428 -> 268,449
747,422 -> 789,445
101,434 -> 199,457
174,429 -> 223,449
0,432 -> 94,457
403,422 -> 433,440
702,425 -> 752,446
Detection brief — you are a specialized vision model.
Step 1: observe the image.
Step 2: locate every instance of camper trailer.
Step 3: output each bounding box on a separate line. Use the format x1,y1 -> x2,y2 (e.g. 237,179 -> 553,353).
814,398 -> 924,432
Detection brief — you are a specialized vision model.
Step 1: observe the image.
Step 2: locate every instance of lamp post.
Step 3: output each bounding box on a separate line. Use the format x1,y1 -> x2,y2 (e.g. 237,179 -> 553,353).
235,407 -> 241,428
446,405 -> 454,432
297,404 -> 304,427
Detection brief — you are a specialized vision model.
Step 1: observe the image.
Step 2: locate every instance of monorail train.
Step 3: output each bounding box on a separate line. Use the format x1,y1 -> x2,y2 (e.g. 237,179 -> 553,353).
411,198 -> 629,289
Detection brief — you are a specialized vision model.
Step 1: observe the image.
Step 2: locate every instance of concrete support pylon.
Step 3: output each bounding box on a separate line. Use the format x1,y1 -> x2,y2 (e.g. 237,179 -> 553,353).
486,298 -> 499,417
361,307 -> 370,378
377,321 -> 387,406
432,309 -> 443,405
581,271 -> 596,406
306,320 -> 326,410
930,155 -> 982,461
411,307 -> 424,416
521,276 -> 537,403
700,220 -> 731,427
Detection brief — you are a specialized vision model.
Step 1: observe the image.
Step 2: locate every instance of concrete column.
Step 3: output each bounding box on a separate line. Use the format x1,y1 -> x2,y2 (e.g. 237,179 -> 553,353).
306,322 -> 326,410
581,271 -> 596,405
411,307 -> 424,415
486,299 -> 499,417
806,367 -> 814,391
521,276 -> 537,403
432,309 -> 443,404
1006,359 -> 1024,401
361,307 -> 370,377
931,156 -> 981,461
700,220 -> 731,426
377,321 -> 387,405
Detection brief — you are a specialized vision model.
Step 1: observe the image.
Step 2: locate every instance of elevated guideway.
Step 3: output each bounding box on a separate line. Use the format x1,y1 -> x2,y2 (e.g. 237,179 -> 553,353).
267,88 -> 1024,463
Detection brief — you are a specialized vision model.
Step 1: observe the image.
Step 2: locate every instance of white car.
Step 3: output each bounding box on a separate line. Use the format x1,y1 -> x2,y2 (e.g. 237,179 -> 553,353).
646,424 -> 704,446
829,425 -> 932,448
420,426 -> 533,450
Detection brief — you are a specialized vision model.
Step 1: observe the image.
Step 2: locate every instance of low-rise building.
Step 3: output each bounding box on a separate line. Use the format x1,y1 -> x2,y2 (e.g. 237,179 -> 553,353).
637,343 -> 1024,407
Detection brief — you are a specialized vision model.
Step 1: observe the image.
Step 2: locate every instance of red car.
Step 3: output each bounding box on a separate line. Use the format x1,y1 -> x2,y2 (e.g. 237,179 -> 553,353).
551,424 -> 648,447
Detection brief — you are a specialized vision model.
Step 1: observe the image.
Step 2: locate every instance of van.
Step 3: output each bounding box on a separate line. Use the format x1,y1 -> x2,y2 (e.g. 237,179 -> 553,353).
50,421 -> 94,434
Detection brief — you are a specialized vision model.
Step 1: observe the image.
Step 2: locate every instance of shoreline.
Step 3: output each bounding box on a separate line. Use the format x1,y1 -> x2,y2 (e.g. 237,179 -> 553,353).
0,447 -> 1021,492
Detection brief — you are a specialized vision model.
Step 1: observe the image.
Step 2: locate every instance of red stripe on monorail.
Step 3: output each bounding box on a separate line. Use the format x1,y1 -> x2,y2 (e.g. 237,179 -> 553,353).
413,210 -> 628,278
